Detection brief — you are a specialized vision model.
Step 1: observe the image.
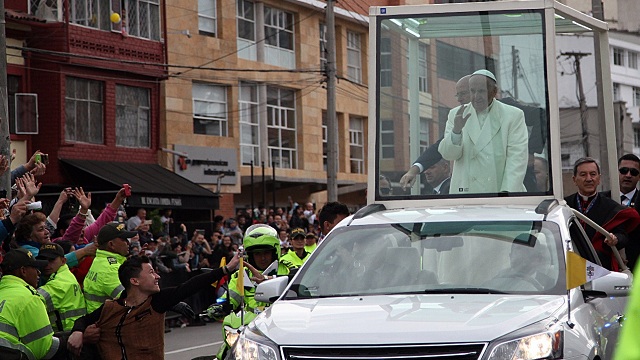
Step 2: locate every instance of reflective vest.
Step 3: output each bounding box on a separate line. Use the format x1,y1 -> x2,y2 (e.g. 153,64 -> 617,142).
0,275 -> 59,360
304,243 -> 317,254
37,264 -> 87,331
228,262 -> 289,313
83,250 -> 126,313
280,250 -> 311,270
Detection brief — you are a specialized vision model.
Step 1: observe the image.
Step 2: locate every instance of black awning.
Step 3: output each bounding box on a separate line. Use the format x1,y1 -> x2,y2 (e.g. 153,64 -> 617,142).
60,159 -> 218,210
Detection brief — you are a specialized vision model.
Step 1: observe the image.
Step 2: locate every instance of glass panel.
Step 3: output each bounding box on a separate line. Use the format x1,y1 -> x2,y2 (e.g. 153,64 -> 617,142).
377,10 -> 550,199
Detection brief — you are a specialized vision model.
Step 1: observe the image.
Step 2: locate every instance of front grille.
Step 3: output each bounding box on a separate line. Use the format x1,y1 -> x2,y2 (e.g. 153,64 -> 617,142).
282,344 -> 487,360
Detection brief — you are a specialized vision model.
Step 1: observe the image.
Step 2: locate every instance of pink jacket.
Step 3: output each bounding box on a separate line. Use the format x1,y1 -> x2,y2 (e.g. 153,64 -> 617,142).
58,206 -> 117,245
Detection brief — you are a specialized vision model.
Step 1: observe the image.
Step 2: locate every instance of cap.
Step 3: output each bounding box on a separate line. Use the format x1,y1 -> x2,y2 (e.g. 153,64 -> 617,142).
1,248 -> 48,272
290,228 -> 306,239
419,139 -> 444,170
97,223 -> 137,246
305,232 -> 318,239
471,69 -> 497,83
37,243 -> 65,260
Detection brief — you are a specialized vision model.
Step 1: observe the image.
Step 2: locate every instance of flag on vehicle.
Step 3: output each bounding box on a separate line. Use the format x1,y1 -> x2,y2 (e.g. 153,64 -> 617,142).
566,251 -> 610,290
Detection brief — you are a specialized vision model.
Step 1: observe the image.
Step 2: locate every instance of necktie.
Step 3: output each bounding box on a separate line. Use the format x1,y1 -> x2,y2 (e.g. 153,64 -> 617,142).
433,189 -> 439,195
621,195 -> 628,206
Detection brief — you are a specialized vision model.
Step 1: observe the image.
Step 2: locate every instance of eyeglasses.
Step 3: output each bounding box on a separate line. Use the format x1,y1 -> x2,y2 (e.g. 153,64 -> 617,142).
380,188 -> 391,195
619,167 -> 640,176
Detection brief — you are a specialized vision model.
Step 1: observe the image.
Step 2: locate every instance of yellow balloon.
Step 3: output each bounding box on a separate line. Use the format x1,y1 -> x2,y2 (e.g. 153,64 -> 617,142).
110,13 -> 121,24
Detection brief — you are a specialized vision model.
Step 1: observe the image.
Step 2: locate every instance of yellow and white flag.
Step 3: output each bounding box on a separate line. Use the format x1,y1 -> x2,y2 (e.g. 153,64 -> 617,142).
566,251 -> 610,290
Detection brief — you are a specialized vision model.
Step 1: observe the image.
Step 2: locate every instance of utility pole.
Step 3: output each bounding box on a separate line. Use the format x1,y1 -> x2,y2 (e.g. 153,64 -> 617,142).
562,51 -> 591,158
0,0 -> 11,191
325,0 -> 338,202
511,46 -> 519,99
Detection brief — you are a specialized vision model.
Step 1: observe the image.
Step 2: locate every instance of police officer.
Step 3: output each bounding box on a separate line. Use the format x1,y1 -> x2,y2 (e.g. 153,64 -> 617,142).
228,224 -> 289,313
36,243 -> 87,331
84,223 -> 137,313
280,228 -> 311,270
0,248 -> 68,359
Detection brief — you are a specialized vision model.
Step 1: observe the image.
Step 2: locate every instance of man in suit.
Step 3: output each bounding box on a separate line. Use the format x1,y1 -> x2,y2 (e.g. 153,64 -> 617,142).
565,157 -> 640,271
438,69 -> 528,194
400,75 -> 470,191
400,139 -> 450,194
603,153 -> 640,271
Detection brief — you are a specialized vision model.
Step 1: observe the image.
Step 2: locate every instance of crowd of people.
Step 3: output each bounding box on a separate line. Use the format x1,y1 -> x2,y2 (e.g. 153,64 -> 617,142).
0,150 -> 352,359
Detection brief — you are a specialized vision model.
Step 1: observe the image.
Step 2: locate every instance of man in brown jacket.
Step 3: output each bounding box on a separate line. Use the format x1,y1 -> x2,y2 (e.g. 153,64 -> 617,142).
67,253 -> 239,359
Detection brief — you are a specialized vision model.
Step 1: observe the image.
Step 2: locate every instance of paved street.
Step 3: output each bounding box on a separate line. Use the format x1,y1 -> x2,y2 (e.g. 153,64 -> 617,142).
165,321 -> 224,360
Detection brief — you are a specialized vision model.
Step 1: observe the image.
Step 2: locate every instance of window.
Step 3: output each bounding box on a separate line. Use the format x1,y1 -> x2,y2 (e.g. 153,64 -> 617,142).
418,43 -> 428,92
264,7 -> 293,51
115,85 -> 150,148
613,82 -> 620,101
320,23 -> 327,71
380,37 -> 392,87
347,31 -> 362,83
126,0 -> 161,40
629,51 -> 639,69
65,77 -> 103,144
420,117 -> 430,153
381,119 -> 394,159
237,0 -> 255,41
267,86 -> 297,169
349,117 -> 365,174
198,0 -> 217,36
635,87 -> 640,107
193,83 -> 227,136
635,127 -> 640,150
613,47 -> 625,66
436,41 -> 496,81
239,82 -> 260,165
70,0 -> 111,30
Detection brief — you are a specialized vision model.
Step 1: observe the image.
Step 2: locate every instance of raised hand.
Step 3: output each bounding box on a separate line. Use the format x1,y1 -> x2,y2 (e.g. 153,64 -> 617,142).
72,187 -> 92,211
452,104 -> 471,134
21,173 -> 42,198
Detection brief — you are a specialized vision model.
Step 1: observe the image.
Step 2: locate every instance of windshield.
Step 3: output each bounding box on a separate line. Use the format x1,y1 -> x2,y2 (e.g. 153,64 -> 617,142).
290,221 -> 565,297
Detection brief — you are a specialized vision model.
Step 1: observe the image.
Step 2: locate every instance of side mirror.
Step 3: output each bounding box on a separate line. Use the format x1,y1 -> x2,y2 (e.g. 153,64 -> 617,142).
589,271 -> 632,297
255,276 -> 289,303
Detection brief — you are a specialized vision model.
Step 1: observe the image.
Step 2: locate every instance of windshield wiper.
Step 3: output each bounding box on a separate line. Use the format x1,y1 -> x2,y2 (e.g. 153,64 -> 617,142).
424,288 -> 507,294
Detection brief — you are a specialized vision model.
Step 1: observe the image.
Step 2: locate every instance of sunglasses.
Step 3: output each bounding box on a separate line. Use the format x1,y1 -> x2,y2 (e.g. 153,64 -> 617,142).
619,167 -> 640,176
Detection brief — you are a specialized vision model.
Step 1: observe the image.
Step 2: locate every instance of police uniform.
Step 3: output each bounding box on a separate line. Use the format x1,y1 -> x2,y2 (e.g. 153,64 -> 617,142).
280,250 -> 310,270
83,223 -> 137,313
36,243 -> 87,331
0,248 -> 62,359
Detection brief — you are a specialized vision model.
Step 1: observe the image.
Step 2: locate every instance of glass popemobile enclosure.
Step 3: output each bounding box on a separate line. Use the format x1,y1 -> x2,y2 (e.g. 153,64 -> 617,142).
369,0 -> 618,206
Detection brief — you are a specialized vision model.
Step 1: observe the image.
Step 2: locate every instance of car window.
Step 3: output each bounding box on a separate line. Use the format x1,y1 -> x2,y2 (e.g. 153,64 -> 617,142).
568,220 -> 601,265
291,221 -> 565,297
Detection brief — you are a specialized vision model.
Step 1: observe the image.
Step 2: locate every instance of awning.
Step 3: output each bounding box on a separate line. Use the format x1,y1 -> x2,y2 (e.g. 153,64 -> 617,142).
60,159 -> 218,209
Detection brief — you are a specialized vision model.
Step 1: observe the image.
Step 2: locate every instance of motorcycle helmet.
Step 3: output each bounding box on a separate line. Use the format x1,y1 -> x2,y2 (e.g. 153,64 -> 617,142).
243,224 -> 281,268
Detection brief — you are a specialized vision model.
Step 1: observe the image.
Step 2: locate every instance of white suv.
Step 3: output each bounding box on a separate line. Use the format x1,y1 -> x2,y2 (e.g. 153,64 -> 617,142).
233,200 -> 629,360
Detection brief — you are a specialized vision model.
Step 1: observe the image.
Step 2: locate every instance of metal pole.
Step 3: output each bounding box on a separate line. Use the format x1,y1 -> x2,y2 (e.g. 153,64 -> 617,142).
592,0 -> 611,191
272,161 -> 276,211
326,0 -> 338,202
262,161 -> 266,213
0,0 -> 11,191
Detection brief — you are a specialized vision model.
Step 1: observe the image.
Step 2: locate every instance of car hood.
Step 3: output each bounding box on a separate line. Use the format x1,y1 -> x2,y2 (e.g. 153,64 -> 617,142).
253,294 -> 565,345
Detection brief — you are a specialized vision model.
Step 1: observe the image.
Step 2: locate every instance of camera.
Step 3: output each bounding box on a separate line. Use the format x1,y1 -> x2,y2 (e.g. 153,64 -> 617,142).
27,201 -> 42,210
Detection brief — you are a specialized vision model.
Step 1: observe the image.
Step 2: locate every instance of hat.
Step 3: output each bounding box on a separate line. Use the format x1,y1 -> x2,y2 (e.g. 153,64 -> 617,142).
37,243 -> 65,260
1,248 -> 48,272
97,223 -> 137,246
420,139 -> 444,170
471,69 -> 497,83
290,228 -> 306,239
305,232 -> 318,239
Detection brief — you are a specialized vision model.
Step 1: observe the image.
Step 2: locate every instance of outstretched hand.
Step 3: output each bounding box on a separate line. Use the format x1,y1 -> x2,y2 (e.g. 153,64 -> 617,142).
72,187 -> 92,210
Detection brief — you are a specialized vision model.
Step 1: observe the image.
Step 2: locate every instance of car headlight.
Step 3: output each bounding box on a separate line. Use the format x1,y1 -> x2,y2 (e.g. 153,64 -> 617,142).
225,326 -> 241,347
487,327 -> 563,360
233,328 -> 279,360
